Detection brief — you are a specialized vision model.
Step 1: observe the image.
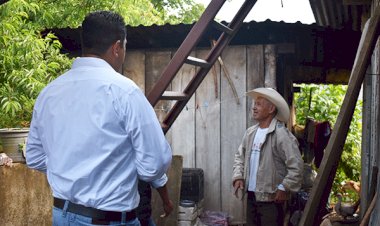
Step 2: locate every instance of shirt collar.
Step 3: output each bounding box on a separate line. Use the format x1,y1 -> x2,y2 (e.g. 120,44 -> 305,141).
72,57 -> 114,70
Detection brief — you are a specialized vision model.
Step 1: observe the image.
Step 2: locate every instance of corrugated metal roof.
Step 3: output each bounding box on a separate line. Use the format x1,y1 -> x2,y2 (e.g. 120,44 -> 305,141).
49,20 -> 361,79
309,0 -> 371,31
51,19 -> 358,52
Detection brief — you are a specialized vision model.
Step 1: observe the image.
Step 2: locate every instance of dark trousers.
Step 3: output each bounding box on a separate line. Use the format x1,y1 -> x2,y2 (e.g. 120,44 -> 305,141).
247,191 -> 284,226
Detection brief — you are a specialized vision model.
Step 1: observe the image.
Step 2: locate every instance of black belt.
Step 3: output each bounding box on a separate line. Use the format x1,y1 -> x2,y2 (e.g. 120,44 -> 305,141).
53,197 -> 136,224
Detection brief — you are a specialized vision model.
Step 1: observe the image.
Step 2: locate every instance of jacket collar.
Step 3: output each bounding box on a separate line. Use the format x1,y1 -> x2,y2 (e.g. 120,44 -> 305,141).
267,117 -> 278,133
246,117 -> 279,139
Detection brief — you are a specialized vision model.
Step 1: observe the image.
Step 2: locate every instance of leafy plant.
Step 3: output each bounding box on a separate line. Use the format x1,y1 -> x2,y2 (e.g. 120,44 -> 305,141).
294,84 -> 362,203
0,1 -> 72,127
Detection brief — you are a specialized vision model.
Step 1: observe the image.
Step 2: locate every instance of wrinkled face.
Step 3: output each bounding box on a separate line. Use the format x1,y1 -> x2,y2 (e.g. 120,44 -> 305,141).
252,97 -> 276,122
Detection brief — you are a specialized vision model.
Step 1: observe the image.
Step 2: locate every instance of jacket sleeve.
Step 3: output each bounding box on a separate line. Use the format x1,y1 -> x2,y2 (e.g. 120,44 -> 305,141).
232,131 -> 248,184
276,127 -> 304,192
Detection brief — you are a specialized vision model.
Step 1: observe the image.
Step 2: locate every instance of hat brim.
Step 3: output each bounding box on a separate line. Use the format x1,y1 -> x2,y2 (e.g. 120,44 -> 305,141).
246,88 -> 290,122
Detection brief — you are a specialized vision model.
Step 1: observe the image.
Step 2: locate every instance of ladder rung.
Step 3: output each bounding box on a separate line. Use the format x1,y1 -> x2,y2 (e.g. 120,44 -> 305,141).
185,56 -> 211,68
161,91 -> 189,100
212,21 -> 233,35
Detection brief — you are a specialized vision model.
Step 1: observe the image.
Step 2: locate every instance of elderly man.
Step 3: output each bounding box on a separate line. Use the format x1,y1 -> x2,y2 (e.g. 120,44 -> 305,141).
232,87 -> 303,226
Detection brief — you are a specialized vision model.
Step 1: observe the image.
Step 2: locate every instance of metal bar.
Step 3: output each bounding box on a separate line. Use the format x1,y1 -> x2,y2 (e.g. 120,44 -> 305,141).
185,56 -> 211,68
161,91 -> 188,100
212,21 -> 233,35
147,0 -> 227,107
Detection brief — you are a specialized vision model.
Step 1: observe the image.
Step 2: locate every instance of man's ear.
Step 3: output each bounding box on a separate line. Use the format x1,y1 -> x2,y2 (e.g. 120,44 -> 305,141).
112,40 -> 122,57
269,104 -> 276,115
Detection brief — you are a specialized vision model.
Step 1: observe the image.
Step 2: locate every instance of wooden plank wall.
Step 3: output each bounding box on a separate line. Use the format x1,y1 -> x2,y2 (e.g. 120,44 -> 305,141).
123,45 -> 274,225
363,1 -> 380,224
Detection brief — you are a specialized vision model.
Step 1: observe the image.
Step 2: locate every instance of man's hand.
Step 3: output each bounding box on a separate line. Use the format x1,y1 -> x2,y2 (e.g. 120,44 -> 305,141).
160,200 -> 174,218
233,179 -> 244,199
274,189 -> 287,203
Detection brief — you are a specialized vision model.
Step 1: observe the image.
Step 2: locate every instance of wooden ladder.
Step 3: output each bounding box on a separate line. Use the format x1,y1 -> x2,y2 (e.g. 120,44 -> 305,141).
147,0 -> 257,133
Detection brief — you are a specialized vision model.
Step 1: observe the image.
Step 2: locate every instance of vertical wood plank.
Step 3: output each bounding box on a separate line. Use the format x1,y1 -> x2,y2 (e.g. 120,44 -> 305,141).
145,51 -> 173,142
247,45 -> 265,127
264,44 -> 277,88
195,49 -> 221,211
361,71 -> 372,218
370,73 -> 379,167
372,38 -> 380,166
368,3 -> 380,224
220,46 -> 247,225
123,50 -> 146,92
169,54 -> 196,168
369,37 -> 380,225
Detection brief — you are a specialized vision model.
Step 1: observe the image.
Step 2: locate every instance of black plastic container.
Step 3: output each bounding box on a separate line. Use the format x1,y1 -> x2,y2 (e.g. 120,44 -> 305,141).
180,168 -> 204,203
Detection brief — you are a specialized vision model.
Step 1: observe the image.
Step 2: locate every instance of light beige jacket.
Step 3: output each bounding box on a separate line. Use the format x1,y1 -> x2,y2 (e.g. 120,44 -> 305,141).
232,118 -> 303,202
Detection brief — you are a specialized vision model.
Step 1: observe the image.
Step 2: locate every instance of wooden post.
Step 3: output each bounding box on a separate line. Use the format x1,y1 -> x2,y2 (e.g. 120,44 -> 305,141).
299,6 -> 380,226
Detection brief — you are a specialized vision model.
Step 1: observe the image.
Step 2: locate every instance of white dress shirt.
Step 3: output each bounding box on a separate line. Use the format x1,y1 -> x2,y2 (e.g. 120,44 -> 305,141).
26,57 -> 172,211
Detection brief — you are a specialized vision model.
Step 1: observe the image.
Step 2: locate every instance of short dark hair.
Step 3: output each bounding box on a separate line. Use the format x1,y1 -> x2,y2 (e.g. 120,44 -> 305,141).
81,11 -> 126,55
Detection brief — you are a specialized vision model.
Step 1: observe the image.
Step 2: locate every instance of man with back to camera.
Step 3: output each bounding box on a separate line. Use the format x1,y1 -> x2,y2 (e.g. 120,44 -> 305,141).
232,87 -> 303,226
26,11 -> 172,226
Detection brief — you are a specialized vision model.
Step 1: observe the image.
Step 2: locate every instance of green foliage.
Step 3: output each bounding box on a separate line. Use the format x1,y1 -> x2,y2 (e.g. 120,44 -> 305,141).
0,0 -> 204,128
294,84 -> 362,203
0,0 -> 73,127
27,0 -> 204,28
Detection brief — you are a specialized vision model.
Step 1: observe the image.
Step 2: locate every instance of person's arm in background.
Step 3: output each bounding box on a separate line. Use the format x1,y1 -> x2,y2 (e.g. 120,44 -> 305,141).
156,182 -> 173,217
232,131 -> 249,199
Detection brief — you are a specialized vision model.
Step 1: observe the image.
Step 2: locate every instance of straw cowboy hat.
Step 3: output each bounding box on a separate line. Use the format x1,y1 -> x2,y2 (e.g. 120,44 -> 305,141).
246,87 -> 290,122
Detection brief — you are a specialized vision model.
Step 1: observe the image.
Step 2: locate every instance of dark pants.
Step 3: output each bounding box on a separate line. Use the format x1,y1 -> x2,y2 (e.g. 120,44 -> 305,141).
247,191 -> 284,226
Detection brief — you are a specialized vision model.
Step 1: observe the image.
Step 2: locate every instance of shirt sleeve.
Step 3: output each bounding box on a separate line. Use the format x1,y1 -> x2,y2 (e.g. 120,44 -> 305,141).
150,174 -> 168,189
25,108 -> 47,173
123,88 -> 172,185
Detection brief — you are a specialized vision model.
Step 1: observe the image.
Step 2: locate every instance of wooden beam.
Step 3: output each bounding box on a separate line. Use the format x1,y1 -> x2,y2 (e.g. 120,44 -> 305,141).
343,0 -> 371,5
299,5 -> 380,226
287,65 -> 351,84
